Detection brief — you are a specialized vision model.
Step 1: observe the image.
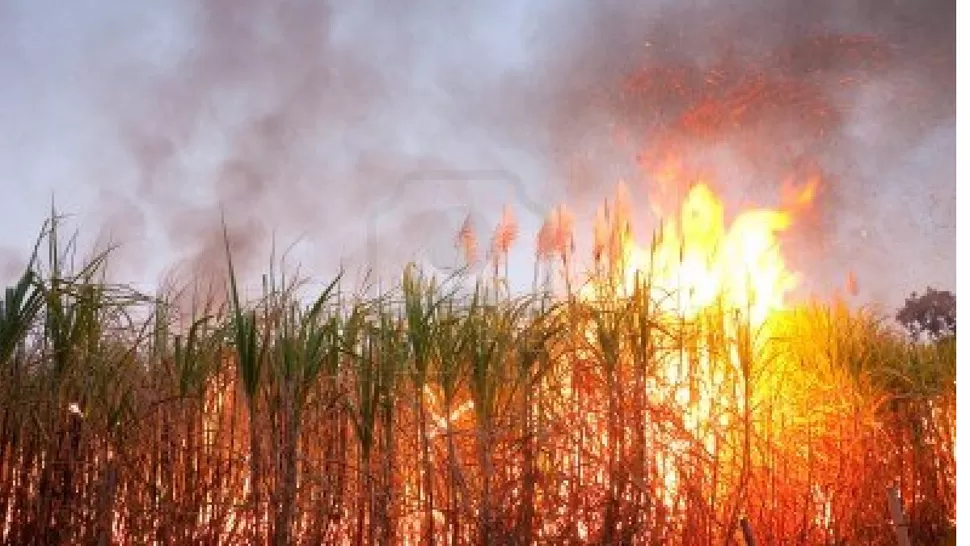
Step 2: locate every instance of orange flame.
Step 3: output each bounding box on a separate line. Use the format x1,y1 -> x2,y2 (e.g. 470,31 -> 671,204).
583,178 -> 808,327
571,171 -> 816,516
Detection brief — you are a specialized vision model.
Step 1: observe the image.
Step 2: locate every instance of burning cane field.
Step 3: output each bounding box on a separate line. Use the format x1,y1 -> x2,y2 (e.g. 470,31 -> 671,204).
0,0 -> 956,544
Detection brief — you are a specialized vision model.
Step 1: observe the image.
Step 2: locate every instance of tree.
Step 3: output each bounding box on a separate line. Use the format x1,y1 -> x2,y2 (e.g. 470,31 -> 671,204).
895,287 -> 956,341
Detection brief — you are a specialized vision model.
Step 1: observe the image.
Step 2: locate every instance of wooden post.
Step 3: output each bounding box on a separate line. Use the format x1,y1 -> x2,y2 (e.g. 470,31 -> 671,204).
886,486 -> 912,546
739,517 -> 758,546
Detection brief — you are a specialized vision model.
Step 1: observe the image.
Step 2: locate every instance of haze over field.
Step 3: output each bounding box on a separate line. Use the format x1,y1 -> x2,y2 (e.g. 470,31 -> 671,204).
0,0 -> 955,307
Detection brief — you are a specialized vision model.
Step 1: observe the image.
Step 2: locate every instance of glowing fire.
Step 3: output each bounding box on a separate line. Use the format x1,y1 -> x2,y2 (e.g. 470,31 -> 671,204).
582,176 -> 810,328
566,169 -> 817,518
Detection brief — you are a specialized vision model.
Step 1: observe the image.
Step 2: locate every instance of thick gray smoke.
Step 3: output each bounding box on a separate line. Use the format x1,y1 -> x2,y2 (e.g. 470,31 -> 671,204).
0,0 -> 954,306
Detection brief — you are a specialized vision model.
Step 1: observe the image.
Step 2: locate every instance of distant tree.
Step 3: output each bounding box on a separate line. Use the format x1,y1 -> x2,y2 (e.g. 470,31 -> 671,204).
895,287 -> 956,341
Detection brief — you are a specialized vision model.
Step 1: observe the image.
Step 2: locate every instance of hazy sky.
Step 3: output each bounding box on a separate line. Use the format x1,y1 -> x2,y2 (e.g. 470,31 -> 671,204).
0,0 -> 955,309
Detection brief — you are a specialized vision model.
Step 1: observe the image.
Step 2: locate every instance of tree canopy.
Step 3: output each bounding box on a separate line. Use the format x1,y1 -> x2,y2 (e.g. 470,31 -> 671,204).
896,286 -> 956,341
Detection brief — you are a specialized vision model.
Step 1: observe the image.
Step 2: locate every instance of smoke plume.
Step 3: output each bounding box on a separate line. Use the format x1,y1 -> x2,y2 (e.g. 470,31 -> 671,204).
0,0 -> 954,306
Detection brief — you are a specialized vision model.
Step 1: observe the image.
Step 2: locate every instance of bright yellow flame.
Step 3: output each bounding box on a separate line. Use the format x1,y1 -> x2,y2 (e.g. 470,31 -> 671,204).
588,181 -> 802,327
574,175 -> 814,515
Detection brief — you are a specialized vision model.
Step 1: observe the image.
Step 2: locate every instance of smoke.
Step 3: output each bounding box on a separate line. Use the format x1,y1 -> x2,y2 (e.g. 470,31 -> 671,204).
90,0 -> 562,289
523,0 -> 955,304
0,0 -> 954,305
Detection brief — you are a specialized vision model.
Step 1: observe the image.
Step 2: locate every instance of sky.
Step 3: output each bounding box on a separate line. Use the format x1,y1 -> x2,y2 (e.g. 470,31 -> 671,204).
0,0 -> 955,310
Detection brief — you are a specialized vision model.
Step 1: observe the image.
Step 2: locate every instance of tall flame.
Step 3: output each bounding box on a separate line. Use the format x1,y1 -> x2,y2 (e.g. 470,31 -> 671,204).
570,173 -> 816,518
584,178 -> 808,327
